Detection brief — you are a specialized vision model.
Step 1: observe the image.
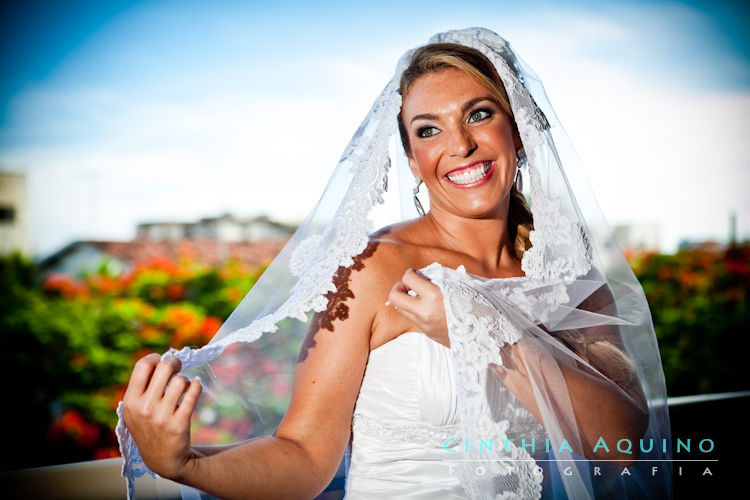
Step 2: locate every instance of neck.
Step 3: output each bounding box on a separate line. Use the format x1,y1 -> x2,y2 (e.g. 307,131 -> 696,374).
423,202 -> 519,275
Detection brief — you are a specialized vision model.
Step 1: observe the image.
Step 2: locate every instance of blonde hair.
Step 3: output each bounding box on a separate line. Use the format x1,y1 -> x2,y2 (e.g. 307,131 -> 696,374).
398,43 -> 533,258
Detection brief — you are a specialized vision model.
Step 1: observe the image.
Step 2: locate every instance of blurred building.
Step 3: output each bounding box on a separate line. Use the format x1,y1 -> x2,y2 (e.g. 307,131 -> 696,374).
40,239 -> 288,277
137,213 -> 295,242
41,213 -> 295,276
677,240 -> 726,253
0,171 -> 31,257
613,224 -> 661,253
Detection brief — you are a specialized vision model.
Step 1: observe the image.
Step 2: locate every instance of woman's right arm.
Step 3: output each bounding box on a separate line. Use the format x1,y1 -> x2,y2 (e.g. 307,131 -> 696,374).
122,259 -> 380,500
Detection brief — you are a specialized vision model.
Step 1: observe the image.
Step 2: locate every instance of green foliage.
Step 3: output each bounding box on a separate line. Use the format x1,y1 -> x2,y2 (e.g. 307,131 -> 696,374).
630,243 -> 749,396
0,253 -> 266,467
2,243 -> 747,467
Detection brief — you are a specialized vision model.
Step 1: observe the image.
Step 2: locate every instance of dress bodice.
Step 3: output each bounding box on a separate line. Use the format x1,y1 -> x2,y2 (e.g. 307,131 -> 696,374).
354,331 -> 458,426
345,332 -> 467,499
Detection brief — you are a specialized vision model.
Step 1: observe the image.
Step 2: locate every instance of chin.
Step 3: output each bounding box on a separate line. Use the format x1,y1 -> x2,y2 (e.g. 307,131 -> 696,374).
453,194 -> 511,219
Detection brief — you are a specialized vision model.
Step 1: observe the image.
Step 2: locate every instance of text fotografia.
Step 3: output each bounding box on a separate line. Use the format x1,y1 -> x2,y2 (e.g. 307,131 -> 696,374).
445,463 -> 715,478
442,437 -> 715,456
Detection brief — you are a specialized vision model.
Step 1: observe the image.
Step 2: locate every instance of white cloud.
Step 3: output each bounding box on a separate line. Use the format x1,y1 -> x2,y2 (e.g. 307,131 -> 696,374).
1,2 -> 748,256
495,5 -> 750,251
1,74 -> 390,255
536,57 -> 750,251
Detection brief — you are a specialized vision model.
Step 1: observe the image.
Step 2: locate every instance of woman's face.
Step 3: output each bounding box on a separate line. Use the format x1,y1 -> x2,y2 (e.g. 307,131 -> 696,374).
401,68 -> 521,219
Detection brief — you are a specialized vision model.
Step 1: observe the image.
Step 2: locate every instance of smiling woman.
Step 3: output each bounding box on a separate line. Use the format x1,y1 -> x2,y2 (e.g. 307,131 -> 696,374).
403,69 -> 520,216
117,28 -> 673,500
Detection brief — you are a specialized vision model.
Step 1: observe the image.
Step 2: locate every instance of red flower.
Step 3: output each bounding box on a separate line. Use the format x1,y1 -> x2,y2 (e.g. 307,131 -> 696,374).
43,274 -> 88,299
192,426 -> 219,445
139,325 -> 164,341
166,283 -> 185,301
199,317 -> 222,342
226,287 -> 243,303
49,410 -> 100,448
71,353 -> 88,369
679,270 -> 696,289
725,258 -> 749,277
270,375 -> 291,398
212,359 -> 244,384
108,386 -> 127,410
657,267 -> 672,280
94,447 -> 121,460
86,275 -> 119,294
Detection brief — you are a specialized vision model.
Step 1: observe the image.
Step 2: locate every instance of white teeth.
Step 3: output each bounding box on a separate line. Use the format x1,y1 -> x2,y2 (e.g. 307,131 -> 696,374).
447,162 -> 491,185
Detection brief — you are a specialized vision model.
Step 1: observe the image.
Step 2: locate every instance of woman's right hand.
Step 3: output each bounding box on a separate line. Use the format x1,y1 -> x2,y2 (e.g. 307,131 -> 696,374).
122,353 -> 203,481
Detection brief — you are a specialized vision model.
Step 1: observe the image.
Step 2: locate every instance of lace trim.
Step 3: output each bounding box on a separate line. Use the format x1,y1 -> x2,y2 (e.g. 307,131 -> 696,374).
117,60 -> 405,500
352,412 -> 460,448
116,402 -> 156,500
118,28 -> 591,499
430,29 -> 592,285
423,263 -> 544,500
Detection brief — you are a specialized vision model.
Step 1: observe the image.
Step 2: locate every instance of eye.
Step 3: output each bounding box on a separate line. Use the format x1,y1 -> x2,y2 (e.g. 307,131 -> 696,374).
468,109 -> 492,123
417,125 -> 440,138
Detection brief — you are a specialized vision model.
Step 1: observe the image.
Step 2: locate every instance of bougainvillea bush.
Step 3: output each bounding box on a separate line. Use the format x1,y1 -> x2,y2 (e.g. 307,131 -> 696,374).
629,243 -> 749,397
1,242 -> 747,468
1,253 -> 268,468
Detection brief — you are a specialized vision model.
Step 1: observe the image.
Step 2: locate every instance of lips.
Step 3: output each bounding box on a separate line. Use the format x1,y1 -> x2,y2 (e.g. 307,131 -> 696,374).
445,161 -> 494,186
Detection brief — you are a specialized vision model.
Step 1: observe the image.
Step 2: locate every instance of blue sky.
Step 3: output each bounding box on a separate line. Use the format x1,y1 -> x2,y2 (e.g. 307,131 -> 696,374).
1,0 -> 748,256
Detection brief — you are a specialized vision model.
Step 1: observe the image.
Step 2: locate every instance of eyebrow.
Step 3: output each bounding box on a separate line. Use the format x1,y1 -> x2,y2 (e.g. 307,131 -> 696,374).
409,97 -> 497,125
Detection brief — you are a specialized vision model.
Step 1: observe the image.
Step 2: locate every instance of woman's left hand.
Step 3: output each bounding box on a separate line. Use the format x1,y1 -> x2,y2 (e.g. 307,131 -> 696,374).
388,268 -> 450,347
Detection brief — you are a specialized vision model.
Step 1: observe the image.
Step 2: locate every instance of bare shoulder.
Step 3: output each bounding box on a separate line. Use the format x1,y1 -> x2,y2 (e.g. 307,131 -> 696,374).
292,221 -> 428,361
291,223 -> 416,356
368,220 -> 431,264
273,229 -> 408,472
333,221 -> 426,289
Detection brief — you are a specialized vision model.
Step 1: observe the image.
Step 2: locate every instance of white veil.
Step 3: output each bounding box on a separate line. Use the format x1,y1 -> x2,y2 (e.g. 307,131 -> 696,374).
117,27 -> 673,499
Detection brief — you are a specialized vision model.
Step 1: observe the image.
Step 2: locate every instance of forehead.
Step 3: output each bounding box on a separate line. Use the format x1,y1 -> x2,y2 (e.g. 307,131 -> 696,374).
401,68 -> 492,118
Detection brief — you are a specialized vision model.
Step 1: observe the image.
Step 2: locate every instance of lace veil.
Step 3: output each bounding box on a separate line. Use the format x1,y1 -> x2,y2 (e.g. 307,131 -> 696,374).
116,27 -> 673,499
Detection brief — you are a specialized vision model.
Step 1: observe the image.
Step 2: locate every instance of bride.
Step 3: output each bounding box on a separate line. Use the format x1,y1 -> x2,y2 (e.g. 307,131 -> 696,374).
119,28 -> 672,499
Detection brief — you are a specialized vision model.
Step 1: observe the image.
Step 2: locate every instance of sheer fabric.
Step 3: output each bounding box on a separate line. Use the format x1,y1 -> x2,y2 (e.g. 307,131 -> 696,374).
116,27 -> 673,499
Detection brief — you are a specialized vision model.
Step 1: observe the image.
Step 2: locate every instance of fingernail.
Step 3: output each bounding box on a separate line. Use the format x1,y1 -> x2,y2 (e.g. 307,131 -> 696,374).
385,301 -> 391,307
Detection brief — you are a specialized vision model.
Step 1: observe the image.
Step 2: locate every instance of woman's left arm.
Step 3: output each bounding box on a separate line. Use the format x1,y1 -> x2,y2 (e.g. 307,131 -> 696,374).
498,338 -> 648,465
388,269 -> 648,466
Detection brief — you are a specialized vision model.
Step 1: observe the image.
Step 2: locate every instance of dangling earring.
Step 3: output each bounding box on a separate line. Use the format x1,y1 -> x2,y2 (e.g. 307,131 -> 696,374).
413,177 -> 425,217
515,147 -> 527,192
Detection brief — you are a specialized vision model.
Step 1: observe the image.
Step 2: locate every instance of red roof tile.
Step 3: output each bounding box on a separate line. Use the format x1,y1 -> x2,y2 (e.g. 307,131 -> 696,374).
87,239 -> 287,268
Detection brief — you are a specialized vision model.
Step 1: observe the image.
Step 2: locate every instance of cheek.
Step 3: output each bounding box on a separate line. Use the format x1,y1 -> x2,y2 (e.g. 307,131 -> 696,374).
485,129 -> 516,169
412,146 -> 441,177
501,152 -> 518,184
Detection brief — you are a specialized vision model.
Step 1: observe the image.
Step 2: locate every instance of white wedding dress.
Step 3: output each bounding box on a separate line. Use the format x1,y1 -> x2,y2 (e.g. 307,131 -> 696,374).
116,29 -> 672,500
345,332 -> 467,499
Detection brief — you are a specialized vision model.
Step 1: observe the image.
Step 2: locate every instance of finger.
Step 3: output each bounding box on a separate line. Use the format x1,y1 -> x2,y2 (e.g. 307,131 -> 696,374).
392,305 -> 419,325
125,353 -> 162,398
387,286 -> 421,323
490,363 -> 508,381
144,358 -> 182,402
401,268 -> 438,297
392,278 -> 411,295
388,281 -> 417,311
175,377 -> 203,423
161,355 -> 182,374
162,375 -> 190,411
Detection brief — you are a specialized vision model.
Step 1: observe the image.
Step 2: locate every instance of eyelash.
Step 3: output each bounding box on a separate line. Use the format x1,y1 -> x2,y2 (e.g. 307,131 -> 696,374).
468,108 -> 493,122
417,125 -> 439,138
416,108 -> 494,138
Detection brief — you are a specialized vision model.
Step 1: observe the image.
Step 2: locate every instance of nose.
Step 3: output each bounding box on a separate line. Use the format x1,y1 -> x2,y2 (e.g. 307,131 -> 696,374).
448,126 -> 477,157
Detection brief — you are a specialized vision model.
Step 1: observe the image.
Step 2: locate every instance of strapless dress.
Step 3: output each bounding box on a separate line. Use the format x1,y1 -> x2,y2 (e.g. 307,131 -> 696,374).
344,331 -> 467,499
